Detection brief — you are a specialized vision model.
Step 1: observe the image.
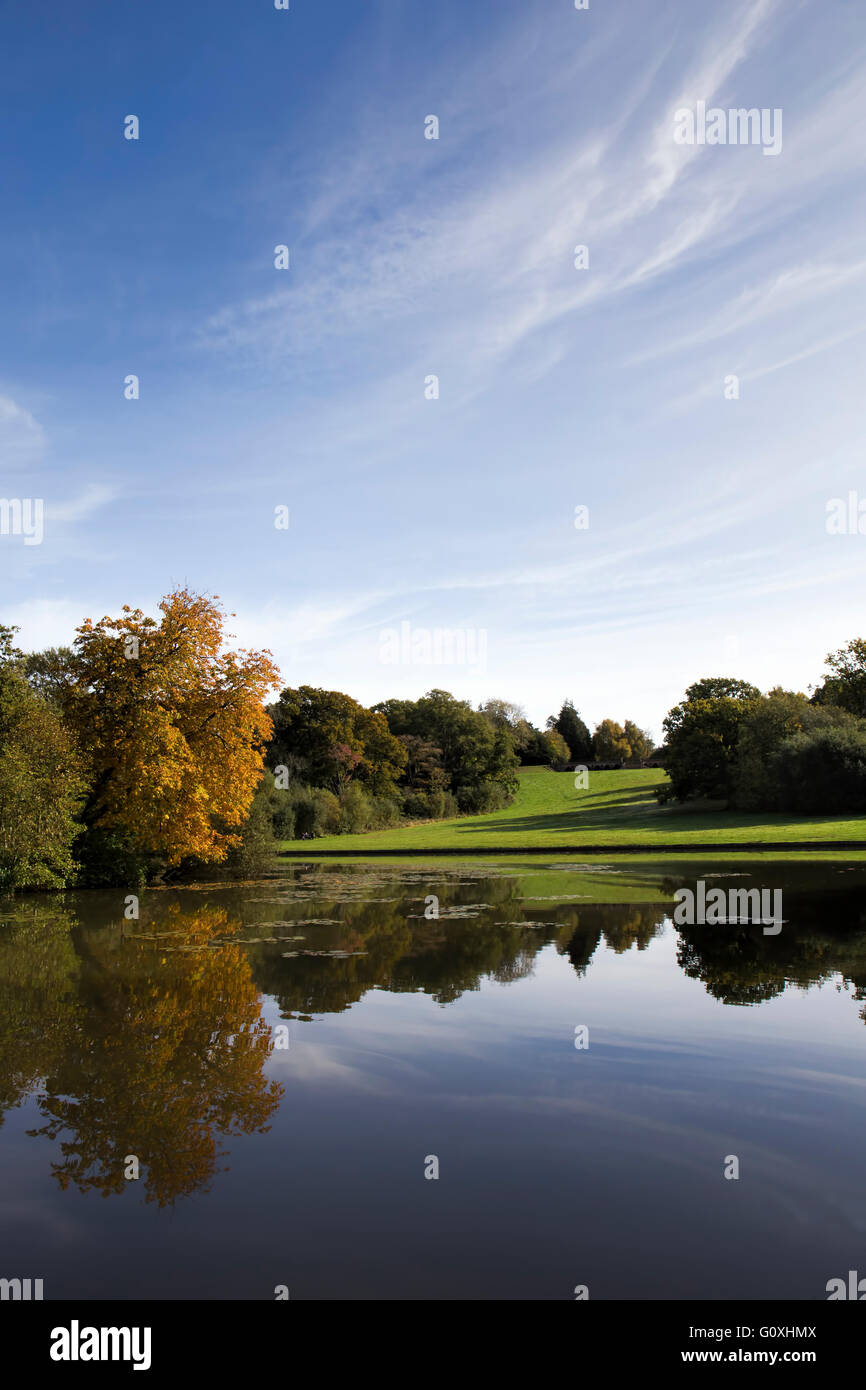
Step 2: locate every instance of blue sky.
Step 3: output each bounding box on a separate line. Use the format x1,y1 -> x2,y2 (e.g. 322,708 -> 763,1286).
1,0 -> 865,738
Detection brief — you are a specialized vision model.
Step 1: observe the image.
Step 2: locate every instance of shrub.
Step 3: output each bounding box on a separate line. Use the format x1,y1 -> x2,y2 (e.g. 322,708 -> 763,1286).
290,787 -> 341,837
440,790 -> 459,819
456,780 -> 512,814
75,829 -> 149,889
225,781 -> 278,877
339,782 -> 372,833
368,794 -> 401,828
769,727 -> 866,814
732,694 -> 862,810
272,801 -> 296,840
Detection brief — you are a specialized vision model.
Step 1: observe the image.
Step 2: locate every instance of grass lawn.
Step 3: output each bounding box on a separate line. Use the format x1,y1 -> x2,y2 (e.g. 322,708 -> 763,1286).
279,766 -> 866,853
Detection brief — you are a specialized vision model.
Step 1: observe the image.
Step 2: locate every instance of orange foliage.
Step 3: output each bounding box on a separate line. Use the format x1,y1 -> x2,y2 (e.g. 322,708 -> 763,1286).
69,588 -> 281,864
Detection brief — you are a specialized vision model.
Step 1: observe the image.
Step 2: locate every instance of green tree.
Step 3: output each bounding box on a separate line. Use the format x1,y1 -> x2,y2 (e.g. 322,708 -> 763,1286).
0,633 -> 86,889
547,700 -> 592,762
398,734 -> 447,791
0,626 -> 23,666
270,686 -> 406,796
23,646 -> 78,707
816,638 -> 866,718
225,772 -> 279,878
732,689 -> 811,809
375,689 -> 518,810
479,699 -> 535,754
659,677 -> 761,804
769,726 -> 866,814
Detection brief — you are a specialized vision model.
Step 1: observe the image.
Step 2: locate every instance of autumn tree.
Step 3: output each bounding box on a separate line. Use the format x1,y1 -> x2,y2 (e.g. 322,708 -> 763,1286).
623,721 -> 654,765
539,728 -> 570,766
592,718 -> 631,764
65,588 -> 280,868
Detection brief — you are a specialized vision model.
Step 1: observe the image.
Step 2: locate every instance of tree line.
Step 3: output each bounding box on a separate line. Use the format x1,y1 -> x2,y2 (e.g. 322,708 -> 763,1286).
7,584 -> 860,891
0,587 -> 651,889
264,690 -> 654,843
658,638 -> 866,814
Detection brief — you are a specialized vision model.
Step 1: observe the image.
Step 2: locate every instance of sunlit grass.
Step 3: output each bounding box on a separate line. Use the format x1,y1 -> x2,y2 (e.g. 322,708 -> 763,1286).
279,766 -> 866,853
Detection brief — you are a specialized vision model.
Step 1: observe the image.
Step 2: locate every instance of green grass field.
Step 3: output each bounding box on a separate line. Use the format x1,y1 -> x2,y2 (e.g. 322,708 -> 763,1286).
279,766 -> 866,853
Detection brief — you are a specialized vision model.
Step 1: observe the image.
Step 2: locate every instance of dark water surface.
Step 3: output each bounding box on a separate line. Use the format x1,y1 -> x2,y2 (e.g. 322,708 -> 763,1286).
1,859 -> 865,1300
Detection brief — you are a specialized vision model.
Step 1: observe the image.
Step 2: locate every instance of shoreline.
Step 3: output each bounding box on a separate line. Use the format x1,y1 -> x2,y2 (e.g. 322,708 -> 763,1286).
278,840 -> 866,857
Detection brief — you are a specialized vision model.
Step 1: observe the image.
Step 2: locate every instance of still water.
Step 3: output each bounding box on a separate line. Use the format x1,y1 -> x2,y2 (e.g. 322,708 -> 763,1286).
1,858 -> 864,1300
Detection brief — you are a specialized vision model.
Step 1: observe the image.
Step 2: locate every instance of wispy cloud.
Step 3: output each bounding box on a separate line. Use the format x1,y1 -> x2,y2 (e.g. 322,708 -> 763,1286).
0,393 -> 45,465
46,484 -> 117,525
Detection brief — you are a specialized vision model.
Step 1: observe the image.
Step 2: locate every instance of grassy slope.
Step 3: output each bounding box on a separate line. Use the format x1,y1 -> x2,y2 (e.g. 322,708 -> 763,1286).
279,766 -> 866,852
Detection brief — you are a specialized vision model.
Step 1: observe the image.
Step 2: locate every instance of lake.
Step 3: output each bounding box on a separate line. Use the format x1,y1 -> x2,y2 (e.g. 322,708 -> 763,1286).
1,858 -> 865,1300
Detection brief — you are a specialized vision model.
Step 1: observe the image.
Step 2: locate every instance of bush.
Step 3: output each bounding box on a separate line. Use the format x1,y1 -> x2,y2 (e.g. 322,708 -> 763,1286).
335,785 -> 401,833
732,694 -> 862,810
456,780 -> 512,814
405,789 -> 460,820
289,787 -> 341,837
402,790 -> 434,820
75,829 -> 149,889
769,727 -> 866,814
272,800 -> 296,840
368,794 -> 401,829
440,790 -> 459,819
339,782 -> 372,833
225,781 -> 278,878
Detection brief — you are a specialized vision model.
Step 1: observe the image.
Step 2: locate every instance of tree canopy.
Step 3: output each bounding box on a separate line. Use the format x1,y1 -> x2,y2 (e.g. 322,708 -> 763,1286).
269,685 -> 407,796
659,678 -> 762,803
547,700 -> 592,763
0,632 -> 86,889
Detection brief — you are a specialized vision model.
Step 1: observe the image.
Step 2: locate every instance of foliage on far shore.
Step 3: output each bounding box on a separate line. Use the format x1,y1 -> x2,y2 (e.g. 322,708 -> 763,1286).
5,590 -> 865,889
658,640 -> 866,814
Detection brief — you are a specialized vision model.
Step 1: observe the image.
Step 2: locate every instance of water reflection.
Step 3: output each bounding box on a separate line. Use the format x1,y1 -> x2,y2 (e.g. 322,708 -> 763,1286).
0,901 -> 282,1206
1,860 -> 865,1213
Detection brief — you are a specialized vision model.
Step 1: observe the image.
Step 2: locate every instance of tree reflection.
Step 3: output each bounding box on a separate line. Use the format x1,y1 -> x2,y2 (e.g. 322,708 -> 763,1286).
3,867 -> 866,1206
24,903 -> 282,1206
0,901 -> 80,1126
